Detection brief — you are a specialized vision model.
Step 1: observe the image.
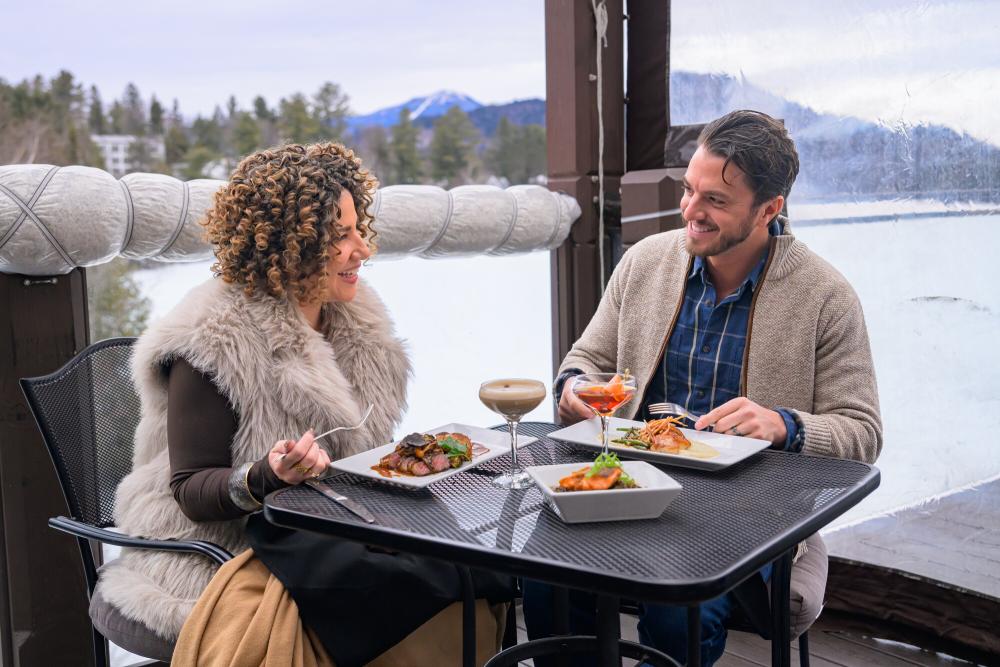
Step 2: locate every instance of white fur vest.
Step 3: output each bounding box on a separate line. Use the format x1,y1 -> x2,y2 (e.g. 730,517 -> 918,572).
95,278 -> 411,640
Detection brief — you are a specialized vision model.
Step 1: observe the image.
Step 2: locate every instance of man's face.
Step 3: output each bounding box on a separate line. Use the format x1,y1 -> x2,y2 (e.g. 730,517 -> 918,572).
680,146 -> 769,257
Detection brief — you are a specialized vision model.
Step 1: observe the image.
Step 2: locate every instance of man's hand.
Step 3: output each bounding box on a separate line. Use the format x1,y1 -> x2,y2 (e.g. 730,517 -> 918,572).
693,397 -> 787,445
557,376 -> 593,425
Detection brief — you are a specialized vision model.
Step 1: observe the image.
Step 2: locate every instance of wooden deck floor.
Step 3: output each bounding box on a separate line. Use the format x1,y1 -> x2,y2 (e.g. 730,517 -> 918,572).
512,604 -> 979,667
822,476 -> 1000,661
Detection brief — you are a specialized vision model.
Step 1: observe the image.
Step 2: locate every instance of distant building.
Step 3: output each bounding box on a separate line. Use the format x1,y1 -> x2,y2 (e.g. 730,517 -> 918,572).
91,134 -> 166,178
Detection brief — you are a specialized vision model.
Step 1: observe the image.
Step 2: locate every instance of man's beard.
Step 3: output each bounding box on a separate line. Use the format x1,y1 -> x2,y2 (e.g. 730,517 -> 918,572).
684,213 -> 756,257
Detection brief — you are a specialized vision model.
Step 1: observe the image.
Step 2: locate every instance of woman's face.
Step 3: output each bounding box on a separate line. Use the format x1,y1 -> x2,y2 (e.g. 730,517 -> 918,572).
324,190 -> 372,303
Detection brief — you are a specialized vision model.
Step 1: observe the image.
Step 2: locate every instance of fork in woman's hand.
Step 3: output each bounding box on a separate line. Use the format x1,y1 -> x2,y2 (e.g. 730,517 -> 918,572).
279,403 -> 375,462
313,403 -> 375,442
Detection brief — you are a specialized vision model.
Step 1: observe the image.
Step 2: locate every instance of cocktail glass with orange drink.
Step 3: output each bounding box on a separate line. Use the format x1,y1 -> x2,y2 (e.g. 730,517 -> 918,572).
571,372 -> 638,455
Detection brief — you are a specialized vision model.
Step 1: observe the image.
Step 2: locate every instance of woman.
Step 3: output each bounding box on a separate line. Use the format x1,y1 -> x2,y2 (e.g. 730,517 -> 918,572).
92,143 -> 508,665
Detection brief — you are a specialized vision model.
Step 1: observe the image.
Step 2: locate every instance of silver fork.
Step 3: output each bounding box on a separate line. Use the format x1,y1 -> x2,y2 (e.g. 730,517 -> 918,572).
280,403 -> 375,461
314,403 -> 375,442
646,402 -> 702,424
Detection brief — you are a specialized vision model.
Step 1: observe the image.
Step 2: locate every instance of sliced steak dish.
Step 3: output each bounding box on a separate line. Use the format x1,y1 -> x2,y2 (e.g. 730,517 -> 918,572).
373,432 -> 474,477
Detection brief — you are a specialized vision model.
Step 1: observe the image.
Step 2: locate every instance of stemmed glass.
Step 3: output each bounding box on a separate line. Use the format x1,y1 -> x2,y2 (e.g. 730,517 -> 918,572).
479,379 -> 546,489
572,372 -> 638,455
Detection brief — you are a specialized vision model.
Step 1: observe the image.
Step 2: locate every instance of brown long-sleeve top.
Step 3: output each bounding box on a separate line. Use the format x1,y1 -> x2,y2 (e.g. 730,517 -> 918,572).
166,358 -> 289,521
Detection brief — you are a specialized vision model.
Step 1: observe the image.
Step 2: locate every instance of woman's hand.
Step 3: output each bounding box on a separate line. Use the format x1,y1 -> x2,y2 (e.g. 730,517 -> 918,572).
268,431 -> 332,484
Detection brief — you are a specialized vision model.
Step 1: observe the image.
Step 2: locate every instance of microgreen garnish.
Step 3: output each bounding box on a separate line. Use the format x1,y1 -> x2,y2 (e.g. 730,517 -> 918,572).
584,452 -> 635,485
439,436 -> 469,457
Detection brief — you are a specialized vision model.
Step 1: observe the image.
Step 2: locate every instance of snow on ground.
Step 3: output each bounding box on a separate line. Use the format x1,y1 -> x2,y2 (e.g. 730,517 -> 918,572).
793,214 -> 1000,528
132,251 -> 556,434
131,213 -> 1000,530
788,198 -> 999,224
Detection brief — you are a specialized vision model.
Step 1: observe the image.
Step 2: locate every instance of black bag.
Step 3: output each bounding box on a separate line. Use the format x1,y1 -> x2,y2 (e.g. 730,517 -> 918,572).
246,514 -> 516,666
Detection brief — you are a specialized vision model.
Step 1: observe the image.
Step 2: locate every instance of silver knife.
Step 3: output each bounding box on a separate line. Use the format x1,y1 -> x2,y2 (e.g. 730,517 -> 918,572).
304,479 -> 377,524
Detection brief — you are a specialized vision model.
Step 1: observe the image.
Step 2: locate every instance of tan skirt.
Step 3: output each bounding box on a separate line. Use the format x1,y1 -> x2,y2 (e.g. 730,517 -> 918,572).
173,549 -> 507,666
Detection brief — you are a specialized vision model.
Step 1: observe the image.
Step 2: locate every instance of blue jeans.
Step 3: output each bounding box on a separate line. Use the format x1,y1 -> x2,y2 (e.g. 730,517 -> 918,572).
522,564 -> 771,667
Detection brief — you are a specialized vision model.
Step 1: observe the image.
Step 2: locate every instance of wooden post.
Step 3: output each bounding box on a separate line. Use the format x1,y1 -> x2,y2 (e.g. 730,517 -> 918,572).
0,270 -> 94,666
625,0 -> 671,172
545,0 -> 625,374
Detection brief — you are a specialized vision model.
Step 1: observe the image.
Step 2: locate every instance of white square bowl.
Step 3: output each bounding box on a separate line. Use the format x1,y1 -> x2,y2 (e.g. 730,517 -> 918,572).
525,460 -> 682,524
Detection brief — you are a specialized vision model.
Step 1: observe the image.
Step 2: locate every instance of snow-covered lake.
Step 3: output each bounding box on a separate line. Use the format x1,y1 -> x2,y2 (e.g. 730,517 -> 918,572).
131,212 -> 1000,528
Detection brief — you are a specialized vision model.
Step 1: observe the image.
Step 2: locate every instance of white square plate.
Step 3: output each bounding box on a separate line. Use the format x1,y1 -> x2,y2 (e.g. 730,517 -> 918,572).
328,423 -> 536,489
526,460 -> 682,523
548,417 -> 770,470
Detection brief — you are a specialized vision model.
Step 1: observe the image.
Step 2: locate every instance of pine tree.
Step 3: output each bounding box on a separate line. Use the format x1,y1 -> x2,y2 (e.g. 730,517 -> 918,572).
430,106 -> 478,186
126,138 -> 154,173
485,120 -> 546,184
192,114 -> 223,152
391,108 -> 422,184
149,96 -> 164,134
181,145 -> 217,179
487,117 -> 519,183
521,124 -> 546,182
108,101 -> 125,134
87,258 -> 151,341
252,96 -> 272,122
164,99 -> 188,164
49,71 -> 76,128
278,93 -> 320,143
122,83 -> 146,135
227,95 -> 238,119
361,126 -> 391,184
165,124 -> 189,165
88,85 -> 106,134
232,112 -> 262,157
311,82 -> 350,141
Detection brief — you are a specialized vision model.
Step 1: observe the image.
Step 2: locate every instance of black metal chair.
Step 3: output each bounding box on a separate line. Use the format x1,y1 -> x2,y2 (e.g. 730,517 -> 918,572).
20,337 -> 232,667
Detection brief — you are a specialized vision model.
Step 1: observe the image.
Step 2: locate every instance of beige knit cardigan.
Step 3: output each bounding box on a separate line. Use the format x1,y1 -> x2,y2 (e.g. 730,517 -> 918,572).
561,218 -> 882,464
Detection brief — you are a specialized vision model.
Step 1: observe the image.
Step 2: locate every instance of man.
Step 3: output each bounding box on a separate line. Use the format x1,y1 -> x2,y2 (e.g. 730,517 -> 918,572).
525,110 -> 882,666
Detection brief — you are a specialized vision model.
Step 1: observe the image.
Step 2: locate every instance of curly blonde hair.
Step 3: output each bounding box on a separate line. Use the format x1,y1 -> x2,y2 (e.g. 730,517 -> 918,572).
203,142 -> 378,303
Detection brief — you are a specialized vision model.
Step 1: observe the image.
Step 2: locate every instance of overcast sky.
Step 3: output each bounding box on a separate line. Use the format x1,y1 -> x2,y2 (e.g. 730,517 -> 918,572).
2,0 -> 547,115
673,0 -> 1000,144
3,0 -> 996,143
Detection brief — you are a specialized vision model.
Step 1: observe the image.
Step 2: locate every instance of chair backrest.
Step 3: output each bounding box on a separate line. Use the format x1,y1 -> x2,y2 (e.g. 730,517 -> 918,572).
20,337 -> 139,528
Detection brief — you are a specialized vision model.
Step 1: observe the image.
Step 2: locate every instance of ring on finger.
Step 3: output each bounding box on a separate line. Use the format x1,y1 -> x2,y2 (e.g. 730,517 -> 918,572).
292,463 -> 313,475
728,426 -> 743,437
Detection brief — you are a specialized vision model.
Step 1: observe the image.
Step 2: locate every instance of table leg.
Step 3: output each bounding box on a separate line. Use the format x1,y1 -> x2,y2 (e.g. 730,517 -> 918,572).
554,586 -> 571,635
554,586 -> 571,667
770,549 -> 793,667
596,594 -> 621,666
687,604 -> 701,667
458,566 -> 476,667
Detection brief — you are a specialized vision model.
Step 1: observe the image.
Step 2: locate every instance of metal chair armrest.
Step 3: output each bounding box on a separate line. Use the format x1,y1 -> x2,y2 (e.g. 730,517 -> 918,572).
48,516 -> 233,566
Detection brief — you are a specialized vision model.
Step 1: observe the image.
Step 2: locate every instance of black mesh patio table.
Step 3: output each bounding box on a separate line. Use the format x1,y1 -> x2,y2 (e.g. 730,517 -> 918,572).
264,422 -> 879,667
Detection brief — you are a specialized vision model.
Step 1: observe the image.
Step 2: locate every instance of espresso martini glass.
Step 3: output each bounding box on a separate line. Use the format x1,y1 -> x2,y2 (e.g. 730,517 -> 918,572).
479,378 -> 546,489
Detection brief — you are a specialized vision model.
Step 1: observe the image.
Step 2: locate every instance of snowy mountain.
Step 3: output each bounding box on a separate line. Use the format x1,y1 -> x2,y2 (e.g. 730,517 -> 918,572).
347,90 -> 482,130
344,75 -> 998,201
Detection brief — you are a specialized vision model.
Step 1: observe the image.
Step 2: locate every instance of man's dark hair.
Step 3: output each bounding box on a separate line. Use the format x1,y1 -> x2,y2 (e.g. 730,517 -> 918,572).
697,110 -> 800,207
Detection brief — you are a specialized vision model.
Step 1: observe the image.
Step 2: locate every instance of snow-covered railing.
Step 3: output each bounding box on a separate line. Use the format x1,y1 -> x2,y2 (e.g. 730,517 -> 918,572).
0,165 -> 581,276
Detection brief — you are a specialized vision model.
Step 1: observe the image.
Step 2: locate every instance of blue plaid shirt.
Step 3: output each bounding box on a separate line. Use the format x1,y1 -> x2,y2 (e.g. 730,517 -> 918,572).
641,221 -> 801,450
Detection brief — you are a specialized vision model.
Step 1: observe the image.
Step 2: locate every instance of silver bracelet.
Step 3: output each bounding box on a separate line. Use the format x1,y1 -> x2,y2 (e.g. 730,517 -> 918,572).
228,461 -> 263,512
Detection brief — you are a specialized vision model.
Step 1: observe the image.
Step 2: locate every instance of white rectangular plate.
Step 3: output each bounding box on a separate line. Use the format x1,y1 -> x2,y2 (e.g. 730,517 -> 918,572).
548,417 -> 770,470
329,423 -> 536,489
